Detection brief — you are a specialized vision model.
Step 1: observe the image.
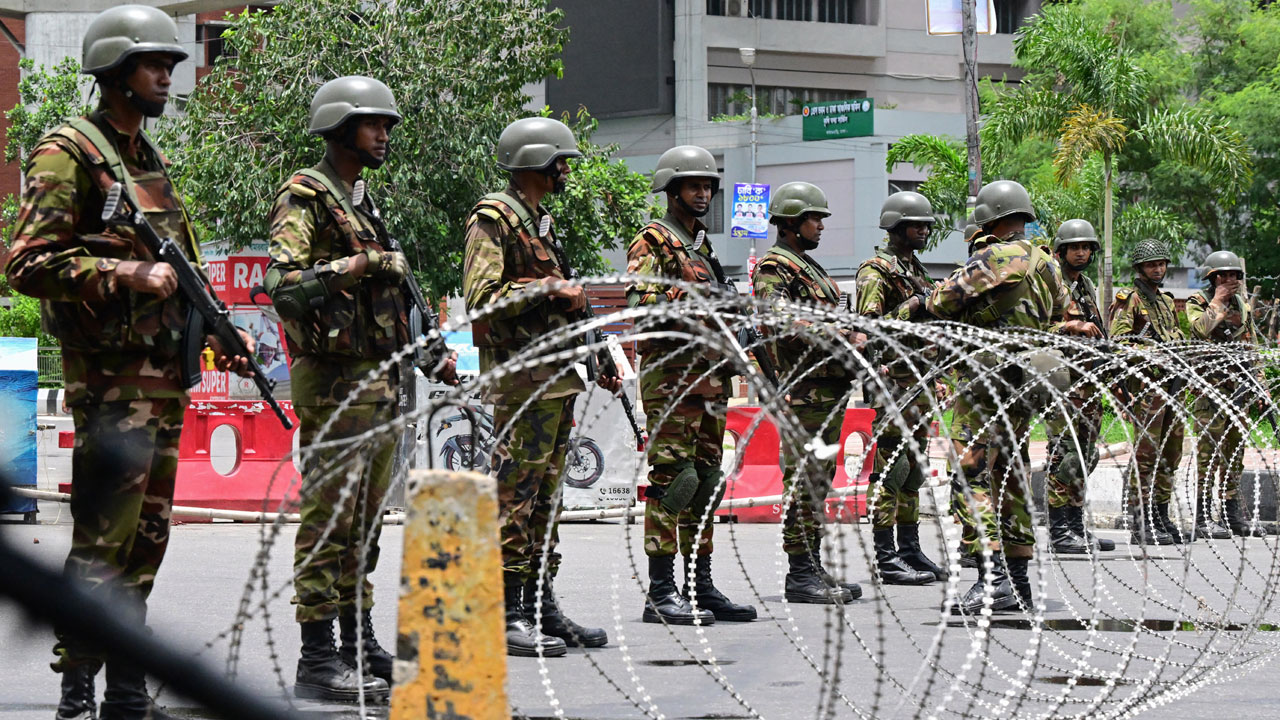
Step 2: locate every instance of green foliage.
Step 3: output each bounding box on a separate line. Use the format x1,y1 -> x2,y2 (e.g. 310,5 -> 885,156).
159,0 -> 653,300
883,134 -> 966,244
1,57 -> 91,228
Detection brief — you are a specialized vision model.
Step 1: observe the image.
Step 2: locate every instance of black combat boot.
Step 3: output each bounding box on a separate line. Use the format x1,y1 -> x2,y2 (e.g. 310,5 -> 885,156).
958,541 -> 979,569
1006,556 -> 1033,607
950,552 -> 1017,615
1129,507 -> 1174,546
56,664 -> 98,720
296,620 -> 390,702
1071,506 -> 1115,551
338,609 -> 394,683
97,660 -> 177,720
873,529 -> 935,585
1155,502 -> 1187,543
810,544 -> 863,598
643,555 -> 714,625
1048,506 -> 1088,554
897,524 -> 948,581
1225,498 -> 1268,537
684,554 -> 757,622
504,575 -> 567,657
785,552 -> 852,604
524,575 -> 608,648
1194,497 -> 1231,540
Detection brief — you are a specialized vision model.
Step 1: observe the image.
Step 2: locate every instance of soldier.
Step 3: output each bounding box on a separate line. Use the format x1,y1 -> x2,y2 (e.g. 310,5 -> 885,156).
1109,239 -> 1187,546
626,145 -> 757,625
1187,250 -> 1268,539
3,6 -> 254,719
462,116 -> 616,656
854,191 -> 946,586
927,180 -> 1097,614
266,76 -> 458,700
753,181 -> 862,604
1044,219 -> 1116,554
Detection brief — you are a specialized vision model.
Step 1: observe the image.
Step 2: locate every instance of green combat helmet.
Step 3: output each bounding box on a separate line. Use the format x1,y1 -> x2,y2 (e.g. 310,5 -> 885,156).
651,145 -> 720,194
81,4 -> 188,76
1053,219 -> 1100,252
769,181 -> 830,219
309,76 -> 402,135
1201,250 -> 1245,280
972,180 -> 1036,227
879,191 -> 936,230
1130,238 -> 1171,267
495,117 -> 582,171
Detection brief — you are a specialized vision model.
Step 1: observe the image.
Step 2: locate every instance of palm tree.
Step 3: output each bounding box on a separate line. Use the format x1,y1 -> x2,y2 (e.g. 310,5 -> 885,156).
884,135 -> 967,247
982,4 -> 1252,313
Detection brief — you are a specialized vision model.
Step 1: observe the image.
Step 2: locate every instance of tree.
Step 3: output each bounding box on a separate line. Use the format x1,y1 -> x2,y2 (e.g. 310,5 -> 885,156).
884,134 -> 966,244
159,0 -> 656,300
982,2 -> 1252,312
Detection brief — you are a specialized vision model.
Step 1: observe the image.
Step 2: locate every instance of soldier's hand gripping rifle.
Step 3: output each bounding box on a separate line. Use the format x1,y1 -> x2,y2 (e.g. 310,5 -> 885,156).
1076,297 -> 1133,407
101,182 -> 293,430
543,217 -> 646,451
694,230 -> 782,388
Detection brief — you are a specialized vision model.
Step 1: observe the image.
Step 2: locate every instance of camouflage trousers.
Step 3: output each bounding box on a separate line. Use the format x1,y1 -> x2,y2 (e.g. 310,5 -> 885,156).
1044,393 -> 1103,509
1127,384 -> 1185,506
1193,391 -> 1245,503
642,373 -> 727,558
869,376 -> 933,531
492,395 -> 575,581
293,402 -> 395,623
949,394 -> 1035,558
54,397 -> 186,671
780,379 -> 848,556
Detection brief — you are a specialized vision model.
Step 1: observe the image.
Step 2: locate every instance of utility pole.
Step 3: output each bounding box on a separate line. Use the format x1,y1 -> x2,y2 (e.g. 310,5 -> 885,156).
740,47 -> 759,278
960,0 -> 982,221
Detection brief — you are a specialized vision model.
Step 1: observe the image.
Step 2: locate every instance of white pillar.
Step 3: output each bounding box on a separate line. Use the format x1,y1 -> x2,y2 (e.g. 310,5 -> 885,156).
673,0 -> 706,146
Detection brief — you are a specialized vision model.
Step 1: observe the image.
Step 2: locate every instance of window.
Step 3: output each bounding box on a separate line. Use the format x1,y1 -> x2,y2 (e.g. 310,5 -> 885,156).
711,0 -> 872,24
197,22 -> 235,66
994,0 -> 1036,35
707,184 -> 726,235
709,83 -> 866,119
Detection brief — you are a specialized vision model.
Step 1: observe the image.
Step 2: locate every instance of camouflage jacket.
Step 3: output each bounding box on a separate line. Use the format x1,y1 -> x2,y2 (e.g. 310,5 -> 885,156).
461,182 -> 583,402
625,210 -> 732,395
753,241 -> 850,381
1064,271 -> 1102,331
266,158 -> 408,406
4,109 -> 200,407
1108,279 -> 1184,343
926,232 -> 1074,332
1187,287 -> 1257,387
856,244 -> 938,379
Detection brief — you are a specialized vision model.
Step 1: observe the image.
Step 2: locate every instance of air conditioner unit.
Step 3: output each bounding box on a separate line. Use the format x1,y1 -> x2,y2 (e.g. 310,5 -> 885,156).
727,0 -> 749,18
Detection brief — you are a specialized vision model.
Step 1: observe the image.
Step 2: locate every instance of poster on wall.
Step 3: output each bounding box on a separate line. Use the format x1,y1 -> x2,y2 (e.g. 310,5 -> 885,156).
730,183 -> 771,241
926,0 -> 998,35
0,337 -> 38,514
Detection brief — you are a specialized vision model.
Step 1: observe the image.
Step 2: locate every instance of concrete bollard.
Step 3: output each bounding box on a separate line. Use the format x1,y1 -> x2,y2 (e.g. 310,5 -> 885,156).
392,470 -> 509,720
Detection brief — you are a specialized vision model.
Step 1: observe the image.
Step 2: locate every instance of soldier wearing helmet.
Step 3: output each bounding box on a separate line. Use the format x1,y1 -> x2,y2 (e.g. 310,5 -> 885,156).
1186,250 -> 1268,539
1109,238 -> 1187,547
265,75 -> 456,701
462,116 -> 616,658
854,192 -> 945,589
927,180 -> 1095,616
3,7 -> 254,718
753,182 -> 865,605
1042,219 -> 1116,556
625,146 -> 757,626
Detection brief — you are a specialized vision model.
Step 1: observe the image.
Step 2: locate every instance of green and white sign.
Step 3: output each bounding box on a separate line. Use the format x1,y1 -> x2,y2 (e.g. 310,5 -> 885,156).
802,98 -> 874,141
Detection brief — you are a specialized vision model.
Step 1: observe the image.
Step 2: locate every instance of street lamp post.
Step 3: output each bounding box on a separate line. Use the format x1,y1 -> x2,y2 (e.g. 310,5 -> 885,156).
739,47 -> 758,283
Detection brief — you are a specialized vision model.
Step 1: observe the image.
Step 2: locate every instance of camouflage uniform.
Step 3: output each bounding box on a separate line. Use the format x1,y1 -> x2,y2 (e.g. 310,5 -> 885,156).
266,158 -> 407,623
1109,280 -> 1185,507
462,183 -> 585,580
626,211 -> 734,557
927,232 -> 1074,559
1044,272 -> 1105,509
1186,287 -> 1257,503
855,246 -> 938,531
4,109 -> 199,670
753,243 -> 853,556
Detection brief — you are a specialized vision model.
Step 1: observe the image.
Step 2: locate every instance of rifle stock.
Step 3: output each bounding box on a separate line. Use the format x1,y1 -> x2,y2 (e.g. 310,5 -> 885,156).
101,183 -> 293,430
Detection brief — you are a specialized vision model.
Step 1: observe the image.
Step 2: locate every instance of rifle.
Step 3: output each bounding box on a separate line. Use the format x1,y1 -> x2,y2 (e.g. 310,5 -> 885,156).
101,183 -> 292,430
1075,286 -> 1133,407
543,217 -> 645,451
697,233 -> 782,388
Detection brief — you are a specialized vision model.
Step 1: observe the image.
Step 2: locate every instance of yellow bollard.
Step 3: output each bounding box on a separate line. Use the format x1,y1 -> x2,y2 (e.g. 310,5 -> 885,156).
392,470 -> 509,719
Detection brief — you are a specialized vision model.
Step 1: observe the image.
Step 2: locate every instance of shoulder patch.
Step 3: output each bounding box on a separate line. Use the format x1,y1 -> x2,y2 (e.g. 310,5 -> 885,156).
474,206 -> 505,224
1115,289 -> 1131,301
287,182 -> 316,199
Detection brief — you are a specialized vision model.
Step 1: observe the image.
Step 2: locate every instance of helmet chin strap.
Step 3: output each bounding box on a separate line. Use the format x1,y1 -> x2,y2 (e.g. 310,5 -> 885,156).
675,194 -> 708,218
541,162 -> 566,194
